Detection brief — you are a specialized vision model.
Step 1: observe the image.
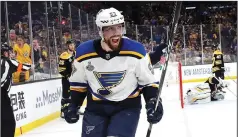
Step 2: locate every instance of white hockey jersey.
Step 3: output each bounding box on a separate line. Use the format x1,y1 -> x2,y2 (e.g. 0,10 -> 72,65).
69,38 -> 159,101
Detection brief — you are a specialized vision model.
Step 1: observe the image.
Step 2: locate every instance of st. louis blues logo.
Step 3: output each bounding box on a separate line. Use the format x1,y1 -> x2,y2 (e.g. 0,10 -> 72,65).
93,71 -> 126,96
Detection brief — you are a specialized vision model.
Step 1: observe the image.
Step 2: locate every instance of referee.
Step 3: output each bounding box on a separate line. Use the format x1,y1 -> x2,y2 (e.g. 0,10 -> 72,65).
1,43 -> 31,137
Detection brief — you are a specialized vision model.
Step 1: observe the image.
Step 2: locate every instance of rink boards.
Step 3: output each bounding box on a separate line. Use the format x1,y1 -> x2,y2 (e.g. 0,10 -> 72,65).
12,62 -> 237,136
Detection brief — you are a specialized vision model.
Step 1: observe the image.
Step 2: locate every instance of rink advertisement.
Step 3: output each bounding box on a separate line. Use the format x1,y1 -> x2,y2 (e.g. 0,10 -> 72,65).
182,62 -> 237,83
10,79 -> 62,136
9,91 -> 27,122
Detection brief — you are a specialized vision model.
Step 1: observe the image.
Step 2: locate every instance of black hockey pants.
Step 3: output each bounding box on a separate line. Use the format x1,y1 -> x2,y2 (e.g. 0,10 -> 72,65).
1,89 -> 16,137
62,77 -> 70,99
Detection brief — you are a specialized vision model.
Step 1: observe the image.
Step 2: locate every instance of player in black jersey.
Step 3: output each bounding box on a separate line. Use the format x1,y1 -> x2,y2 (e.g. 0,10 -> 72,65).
58,40 -> 75,118
212,45 -> 225,80
207,45 -> 225,100
1,43 -> 31,137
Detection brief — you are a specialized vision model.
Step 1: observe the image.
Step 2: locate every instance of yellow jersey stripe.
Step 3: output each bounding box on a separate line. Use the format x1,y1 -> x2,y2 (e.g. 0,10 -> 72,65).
70,87 -> 87,92
76,52 -> 98,62
92,96 -> 102,101
128,91 -> 140,98
119,51 -> 144,58
150,84 -> 159,88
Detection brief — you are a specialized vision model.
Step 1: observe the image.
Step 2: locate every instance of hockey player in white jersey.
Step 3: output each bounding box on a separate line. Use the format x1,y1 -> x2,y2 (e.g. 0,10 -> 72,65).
184,76 -> 228,104
63,7 -> 163,137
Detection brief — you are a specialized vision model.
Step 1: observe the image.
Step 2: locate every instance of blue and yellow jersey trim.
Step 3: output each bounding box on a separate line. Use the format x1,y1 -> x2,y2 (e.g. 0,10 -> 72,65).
119,38 -> 146,59
70,82 -> 88,93
128,85 -> 143,98
75,40 -> 99,62
75,38 -> 147,62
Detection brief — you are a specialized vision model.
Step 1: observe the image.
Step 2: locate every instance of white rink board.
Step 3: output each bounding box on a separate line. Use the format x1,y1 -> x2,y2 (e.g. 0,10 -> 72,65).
154,62 -> 237,83
9,79 -> 62,128
182,62 -> 237,81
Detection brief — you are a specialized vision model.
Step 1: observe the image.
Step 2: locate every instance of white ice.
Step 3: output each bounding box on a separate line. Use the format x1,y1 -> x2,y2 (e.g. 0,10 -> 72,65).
21,80 -> 237,137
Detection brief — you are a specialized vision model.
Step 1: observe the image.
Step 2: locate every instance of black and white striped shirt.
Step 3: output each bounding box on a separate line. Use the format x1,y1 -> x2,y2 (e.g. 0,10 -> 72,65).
1,57 -> 31,93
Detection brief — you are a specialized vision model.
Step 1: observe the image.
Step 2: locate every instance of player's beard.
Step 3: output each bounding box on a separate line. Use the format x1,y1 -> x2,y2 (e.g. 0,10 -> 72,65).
105,35 -> 122,51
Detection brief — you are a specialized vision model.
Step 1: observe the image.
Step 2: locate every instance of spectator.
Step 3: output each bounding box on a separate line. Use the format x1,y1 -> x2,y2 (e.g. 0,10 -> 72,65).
12,35 -> 32,83
9,29 -> 17,48
33,39 -> 44,73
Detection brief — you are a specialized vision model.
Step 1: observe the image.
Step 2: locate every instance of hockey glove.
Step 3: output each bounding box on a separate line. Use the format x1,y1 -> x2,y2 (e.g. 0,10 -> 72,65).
159,43 -> 168,51
61,98 -> 71,118
146,97 -> 164,124
64,103 -> 79,124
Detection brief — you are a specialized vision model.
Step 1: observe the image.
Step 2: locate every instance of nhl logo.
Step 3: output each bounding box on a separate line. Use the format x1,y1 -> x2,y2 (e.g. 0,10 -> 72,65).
106,54 -> 110,60
86,62 -> 94,71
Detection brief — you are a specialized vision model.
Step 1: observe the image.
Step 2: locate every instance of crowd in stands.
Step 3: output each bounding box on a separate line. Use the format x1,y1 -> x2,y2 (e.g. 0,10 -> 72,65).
1,1 -> 237,84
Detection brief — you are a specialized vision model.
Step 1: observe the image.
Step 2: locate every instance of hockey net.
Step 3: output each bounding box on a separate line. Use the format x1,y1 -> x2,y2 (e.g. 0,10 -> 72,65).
153,61 -> 184,108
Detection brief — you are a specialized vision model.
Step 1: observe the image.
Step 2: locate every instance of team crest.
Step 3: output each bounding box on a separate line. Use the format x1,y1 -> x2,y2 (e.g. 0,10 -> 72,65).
93,71 -> 126,96
86,62 -> 94,71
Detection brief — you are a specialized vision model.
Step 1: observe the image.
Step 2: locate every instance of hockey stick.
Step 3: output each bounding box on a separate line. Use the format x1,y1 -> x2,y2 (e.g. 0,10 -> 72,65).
146,2 -> 182,137
225,86 -> 237,97
225,72 -> 237,84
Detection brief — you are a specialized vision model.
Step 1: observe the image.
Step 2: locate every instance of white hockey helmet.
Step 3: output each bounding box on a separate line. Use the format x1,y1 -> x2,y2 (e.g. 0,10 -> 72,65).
96,7 -> 125,38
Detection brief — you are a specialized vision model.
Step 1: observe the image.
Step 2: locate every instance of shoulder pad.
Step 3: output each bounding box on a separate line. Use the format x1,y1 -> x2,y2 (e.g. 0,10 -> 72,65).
119,38 -> 146,59
60,52 -> 71,59
75,40 -> 98,62
213,50 -> 222,55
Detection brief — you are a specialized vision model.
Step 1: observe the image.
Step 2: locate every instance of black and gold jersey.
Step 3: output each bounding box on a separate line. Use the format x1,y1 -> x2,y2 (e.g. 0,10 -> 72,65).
212,50 -> 224,73
58,51 -> 75,77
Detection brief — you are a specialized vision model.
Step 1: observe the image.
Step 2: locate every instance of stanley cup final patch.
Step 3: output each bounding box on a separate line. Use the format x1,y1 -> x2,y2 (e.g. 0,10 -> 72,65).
86,61 -> 95,71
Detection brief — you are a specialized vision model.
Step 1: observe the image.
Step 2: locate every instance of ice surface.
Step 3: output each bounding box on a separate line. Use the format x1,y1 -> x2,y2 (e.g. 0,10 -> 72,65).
21,80 -> 237,137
